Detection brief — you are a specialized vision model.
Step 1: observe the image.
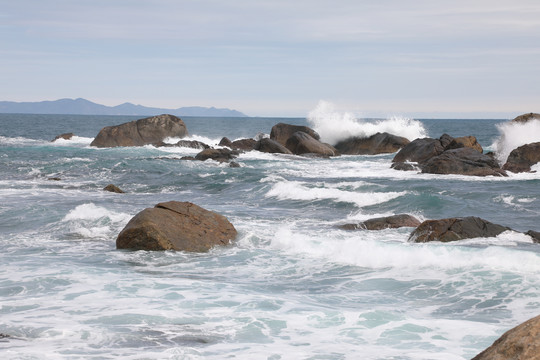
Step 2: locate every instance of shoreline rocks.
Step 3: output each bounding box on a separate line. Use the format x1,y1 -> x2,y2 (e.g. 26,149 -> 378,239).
285,131 -> 340,157
339,214 -> 421,230
502,142 -> 540,173
408,217 -> 511,243
334,132 -> 410,155
270,123 -> 320,146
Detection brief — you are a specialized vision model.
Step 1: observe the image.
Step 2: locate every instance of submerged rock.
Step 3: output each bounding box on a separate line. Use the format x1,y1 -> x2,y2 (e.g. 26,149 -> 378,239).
472,314 -> 540,360
51,132 -> 74,142
339,214 -> 421,230
90,114 -> 188,147
270,123 -> 320,146
285,132 -> 339,157
409,217 -> 511,243
503,142 -> 540,173
334,132 -> 410,155
116,201 -> 237,252
103,184 -> 125,193
154,139 -> 209,150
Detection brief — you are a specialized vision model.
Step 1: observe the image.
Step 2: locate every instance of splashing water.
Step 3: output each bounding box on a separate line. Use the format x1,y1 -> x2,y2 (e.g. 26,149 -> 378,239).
307,100 -> 427,145
492,119 -> 540,164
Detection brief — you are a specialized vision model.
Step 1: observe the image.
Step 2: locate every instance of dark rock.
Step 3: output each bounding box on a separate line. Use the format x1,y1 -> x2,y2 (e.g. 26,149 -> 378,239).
285,132 -> 339,156
116,201 -> 237,252
194,148 -> 239,162
392,136 -> 448,164
472,314 -> 540,360
180,156 -> 196,161
270,123 -> 320,146
409,216 -> 511,243
503,142 -> 540,173
511,112 -> 540,123
90,114 -> 188,147
0,333 -> 11,339
339,214 -> 421,230
230,138 -> 257,151
219,137 -> 233,147
526,230 -> 540,243
103,184 -> 125,193
229,161 -> 241,168
154,139 -> 209,150
445,136 -> 483,153
47,177 -> 61,181
391,162 -> 420,171
439,133 -> 454,148
254,138 -> 293,154
51,132 -> 74,142
421,147 -> 507,177
334,132 -> 410,155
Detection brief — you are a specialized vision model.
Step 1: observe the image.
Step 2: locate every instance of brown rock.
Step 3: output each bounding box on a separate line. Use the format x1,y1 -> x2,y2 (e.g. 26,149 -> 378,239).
154,139 -> 209,150
285,132 -> 339,156
90,114 -> 188,147
254,138 -> 293,154
270,123 -> 320,146
472,314 -> 540,360
503,142 -> 540,173
103,184 -> 125,193
445,136 -> 483,153
51,133 -> 74,142
392,136 -> 448,164
116,201 -> 237,252
421,147 -> 507,177
339,214 -> 421,230
334,132 -> 410,155
194,148 -> 239,162
511,112 -> 540,123
409,217 -> 511,243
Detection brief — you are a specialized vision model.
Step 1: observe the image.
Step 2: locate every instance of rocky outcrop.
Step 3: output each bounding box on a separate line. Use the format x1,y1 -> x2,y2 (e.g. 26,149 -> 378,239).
154,139 -> 209,150
334,132 -> 410,155
51,133 -> 74,142
421,148 -> 507,177
339,214 -> 421,230
90,114 -> 188,147
103,184 -> 125,193
445,136 -> 483,153
526,230 -> 540,243
253,138 -> 293,154
472,314 -> 540,360
194,148 -> 239,163
511,112 -> 540,123
409,217 -> 511,243
285,132 -> 339,157
116,201 -> 237,252
270,123 -> 320,146
392,137 -> 447,164
503,142 -> 540,173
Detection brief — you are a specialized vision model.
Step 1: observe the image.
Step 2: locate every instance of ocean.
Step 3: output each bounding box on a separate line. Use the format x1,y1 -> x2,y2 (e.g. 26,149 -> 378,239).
0,110 -> 539,359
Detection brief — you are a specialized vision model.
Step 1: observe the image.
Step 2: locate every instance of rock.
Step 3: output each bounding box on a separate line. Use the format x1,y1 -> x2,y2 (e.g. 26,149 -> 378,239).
503,142 -> 540,173
154,139 -> 209,150
421,147 -> 507,177
445,136 -> 483,153
334,132 -> 410,155
103,184 -> 125,193
526,230 -> 540,243
254,138 -> 293,154
472,314 -> 540,360
116,201 -> 237,252
391,162 -> 420,171
511,112 -> 540,123
218,137 -> 256,150
194,148 -> 239,162
409,217 -> 511,243
270,123 -> 320,146
90,114 -> 188,147
51,132 -> 74,142
392,136 -> 448,164
47,177 -> 61,181
339,214 -> 421,230
229,161 -> 241,168
219,137 -> 233,147
285,132 -> 340,156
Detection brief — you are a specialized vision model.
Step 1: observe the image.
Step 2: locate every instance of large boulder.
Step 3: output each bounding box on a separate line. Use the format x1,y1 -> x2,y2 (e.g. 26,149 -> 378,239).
445,136 -> 483,153
409,217 -> 511,243
270,123 -> 320,146
511,112 -> 540,123
392,136 -> 448,164
334,132 -> 410,155
194,148 -> 239,162
116,201 -> 237,252
339,214 -> 421,230
254,138 -> 293,154
421,147 -> 507,177
90,114 -> 188,147
285,132 -> 339,157
472,314 -> 540,360
502,142 -> 540,173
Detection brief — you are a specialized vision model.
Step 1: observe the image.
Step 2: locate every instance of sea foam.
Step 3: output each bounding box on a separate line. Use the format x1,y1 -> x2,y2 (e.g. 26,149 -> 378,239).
307,100 -> 427,145
492,119 -> 540,164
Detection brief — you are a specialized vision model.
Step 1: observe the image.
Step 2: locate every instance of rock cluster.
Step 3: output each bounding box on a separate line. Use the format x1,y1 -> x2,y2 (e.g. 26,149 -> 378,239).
334,132 -> 410,155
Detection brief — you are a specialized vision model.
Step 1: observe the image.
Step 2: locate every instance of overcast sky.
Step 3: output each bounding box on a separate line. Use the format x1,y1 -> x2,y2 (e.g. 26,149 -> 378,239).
2,0 -> 540,117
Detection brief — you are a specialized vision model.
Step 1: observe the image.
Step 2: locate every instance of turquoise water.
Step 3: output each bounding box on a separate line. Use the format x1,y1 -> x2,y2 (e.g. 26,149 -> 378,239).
0,113 -> 539,359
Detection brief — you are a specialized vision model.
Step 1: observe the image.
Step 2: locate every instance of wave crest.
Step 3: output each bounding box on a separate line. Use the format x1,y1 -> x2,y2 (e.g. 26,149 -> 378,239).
492,119 -> 540,164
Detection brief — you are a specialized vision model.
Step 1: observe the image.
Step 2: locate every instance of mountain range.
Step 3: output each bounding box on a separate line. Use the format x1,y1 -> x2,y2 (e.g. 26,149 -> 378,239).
0,98 -> 247,117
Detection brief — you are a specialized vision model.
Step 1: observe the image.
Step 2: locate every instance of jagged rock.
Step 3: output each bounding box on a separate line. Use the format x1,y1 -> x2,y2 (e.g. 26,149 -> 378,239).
339,214 -> 421,230
285,132 -> 339,156
421,147 -> 507,177
194,148 -> 239,162
503,142 -> 540,173
154,139 -> 209,150
445,136 -> 483,153
270,123 -> 320,146
526,230 -> 540,243
103,184 -> 125,193
511,112 -> 540,123
409,217 -> 511,243
90,114 -> 188,147
51,132 -> 74,142
334,132 -> 410,155
472,314 -> 540,360
116,201 -> 237,252
254,138 -> 293,154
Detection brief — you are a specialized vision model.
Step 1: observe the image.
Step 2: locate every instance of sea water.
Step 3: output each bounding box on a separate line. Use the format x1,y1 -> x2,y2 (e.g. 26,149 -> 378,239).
0,107 -> 539,359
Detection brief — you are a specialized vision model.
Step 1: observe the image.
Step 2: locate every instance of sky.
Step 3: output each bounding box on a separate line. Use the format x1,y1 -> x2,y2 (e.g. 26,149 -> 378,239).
1,0 -> 540,118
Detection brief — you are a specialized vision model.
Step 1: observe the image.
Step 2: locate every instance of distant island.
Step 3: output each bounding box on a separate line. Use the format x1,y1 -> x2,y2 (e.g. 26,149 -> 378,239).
0,98 -> 247,117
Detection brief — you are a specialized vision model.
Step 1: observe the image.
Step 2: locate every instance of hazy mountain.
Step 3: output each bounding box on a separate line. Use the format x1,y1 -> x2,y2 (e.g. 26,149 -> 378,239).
0,98 -> 247,117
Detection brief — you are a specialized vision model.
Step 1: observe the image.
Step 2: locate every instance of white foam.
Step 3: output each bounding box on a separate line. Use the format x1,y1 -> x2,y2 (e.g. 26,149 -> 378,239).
492,119 -> 540,164
51,136 -> 94,145
62,203 -> 132,239
307,100 -> 427,145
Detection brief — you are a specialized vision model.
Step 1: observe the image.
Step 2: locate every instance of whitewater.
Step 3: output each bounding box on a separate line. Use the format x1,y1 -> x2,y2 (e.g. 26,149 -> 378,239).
1,106 -> 539,359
